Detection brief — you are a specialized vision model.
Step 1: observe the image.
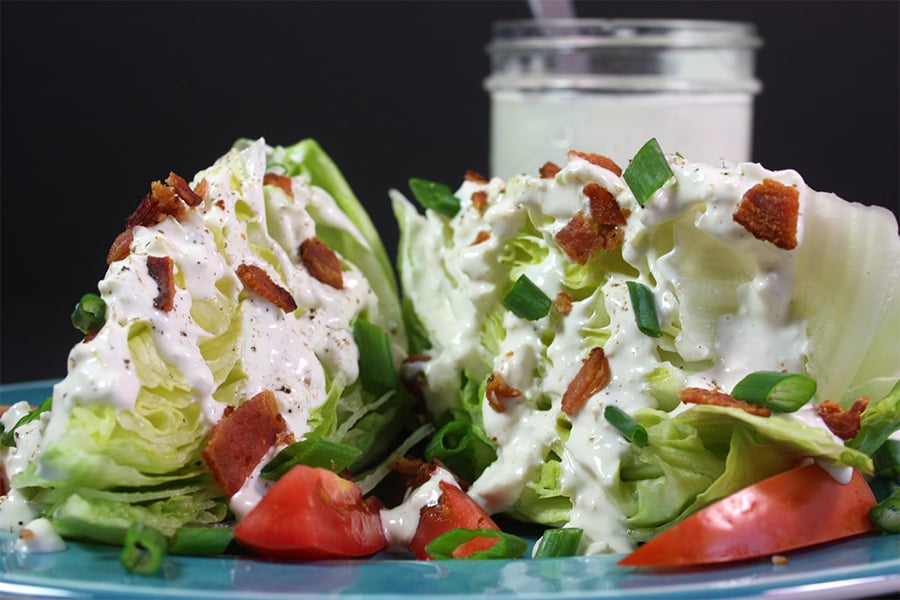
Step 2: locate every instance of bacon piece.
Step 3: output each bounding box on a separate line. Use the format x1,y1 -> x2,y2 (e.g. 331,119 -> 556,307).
733,179 -> 800,250
236,263 -> 298,312
465,170 -> 489,184
400,354 -> 431,401
264,173 -> 294,198
585,183 -> 626,226
679,387 -> 771,417
471,230 -> 491,245
107,174 -> 206,264
568,150 -> 623,176
107,228 -> 134,264
555,211 -> 603,265
485,372 -> 522,413
194,178 -> 209,200
539,161 -> 562,178
146,255 -> 176,312
815,397 -> 869,440
166,172 -> 203,207
470,190 -> 488,213
127,180 -> 186,229
561,348 -> 611,416
300,237 -> 344,290
554,292 -> 573,316
202,390 -> 290,496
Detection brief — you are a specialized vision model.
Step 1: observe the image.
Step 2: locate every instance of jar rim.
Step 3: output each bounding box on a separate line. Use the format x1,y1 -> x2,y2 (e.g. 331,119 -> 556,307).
488,18 -> 763,52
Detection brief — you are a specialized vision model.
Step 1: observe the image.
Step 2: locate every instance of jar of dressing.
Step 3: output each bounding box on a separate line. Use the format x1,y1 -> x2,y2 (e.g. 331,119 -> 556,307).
484,19 -> 763,178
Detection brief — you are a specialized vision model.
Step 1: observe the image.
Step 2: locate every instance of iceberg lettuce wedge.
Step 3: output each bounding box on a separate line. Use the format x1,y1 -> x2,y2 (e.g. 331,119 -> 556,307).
393,147 -> 900,554
1,138 -> 408,544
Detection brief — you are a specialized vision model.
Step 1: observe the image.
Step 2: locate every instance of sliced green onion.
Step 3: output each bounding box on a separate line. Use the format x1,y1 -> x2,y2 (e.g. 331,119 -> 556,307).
873,440 -> 900,479
409,178 -> 461,217
623,138 -> 674,206
353,320 -> 397,396
869,488 -> 900,534
260,437 -> 362,480
626,281 -> 662,338
604,405 -> 648,447
71,292 -> 107,335
120,523 -> 167,576
1,397 -> 52,447
425,420 -> 472,462
502,274 -> 551,320
425,528 -> 528,560
730,371 -> 817,413
534,527 -> 583,558
424,419 -> 496,484
168,526 -> 234,556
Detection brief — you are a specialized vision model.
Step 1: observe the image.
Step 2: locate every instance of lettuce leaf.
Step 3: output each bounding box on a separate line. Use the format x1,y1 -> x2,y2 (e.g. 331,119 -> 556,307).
610,405 -> 874,541
793,194 -> 900,406
267,139 -> 405,347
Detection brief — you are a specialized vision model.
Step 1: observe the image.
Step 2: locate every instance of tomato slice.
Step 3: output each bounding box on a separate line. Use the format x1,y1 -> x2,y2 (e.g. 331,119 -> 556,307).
409,480 -> 500,560
618,463 -> 877,567
234,465 -> 386,560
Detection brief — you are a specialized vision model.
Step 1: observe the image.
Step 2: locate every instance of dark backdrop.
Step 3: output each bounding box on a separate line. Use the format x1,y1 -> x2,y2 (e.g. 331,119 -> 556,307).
2,0 -> 898,384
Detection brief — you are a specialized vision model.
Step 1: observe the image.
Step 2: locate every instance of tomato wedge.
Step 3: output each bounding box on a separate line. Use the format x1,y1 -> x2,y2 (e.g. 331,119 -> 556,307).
409,480 -> 500,560
234,465 -> 386,560
618,463 -> 877,567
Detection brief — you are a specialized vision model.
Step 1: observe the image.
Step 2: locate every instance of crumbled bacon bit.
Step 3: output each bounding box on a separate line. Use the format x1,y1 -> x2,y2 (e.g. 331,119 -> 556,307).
465,170 -> 489,184
561,348 -> 611,416
584,183 -> 626,226
679,387 -> 771,417
202,390 -> 290,496
816,397 -> 869,440
166,172 -> 204,207
555,211 -> 603,265
264,173 -> 294,198
127,180 -> 185,228
554,292 -> 573,316
539,162 -> 562,178
18,528 -> 34,540
215,199 -> 226,210
236,263 -> 298,312
107,229 -> 134,264
471,190 -> 488,213
108,173 -> 206,264
194,178 -> 209,199
485,373 -> 522,413
771,555 -> 789,566
471,230 -> 491,245
390,457 -> 439,489
300,237 -> 344,290
733,179 -> 800,250
568,150 -> 623,176
146,255 -> 175,312
597,224 -> 625,251
400,354 -> 431,401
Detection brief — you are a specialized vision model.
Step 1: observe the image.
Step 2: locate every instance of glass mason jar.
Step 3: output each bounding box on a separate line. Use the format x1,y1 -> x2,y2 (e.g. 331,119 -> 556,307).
484,19 -> 763,178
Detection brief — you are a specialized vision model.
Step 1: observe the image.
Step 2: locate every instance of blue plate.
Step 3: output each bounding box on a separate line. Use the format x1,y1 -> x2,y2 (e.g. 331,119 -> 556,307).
2,380 -> 899,600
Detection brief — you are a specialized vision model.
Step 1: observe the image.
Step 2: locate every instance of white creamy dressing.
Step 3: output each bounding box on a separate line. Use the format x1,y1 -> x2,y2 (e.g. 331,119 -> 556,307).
13,518 -> 66,554
230,449 -> 277,520
397,151 -> 860,554
379,465 -> 458,552
0,139 -> 379,532
0,402 -> 43,532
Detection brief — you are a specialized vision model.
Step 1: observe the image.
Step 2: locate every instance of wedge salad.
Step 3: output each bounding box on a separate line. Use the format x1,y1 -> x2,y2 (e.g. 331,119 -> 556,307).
0,138 -> 411,553
392,139 -> 900,557
0,137 -> 898,572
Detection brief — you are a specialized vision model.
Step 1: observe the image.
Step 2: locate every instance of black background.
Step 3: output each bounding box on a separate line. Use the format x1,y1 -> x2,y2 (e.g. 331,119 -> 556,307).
2,1 -> 898,384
